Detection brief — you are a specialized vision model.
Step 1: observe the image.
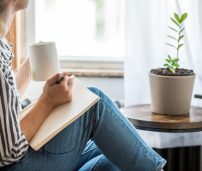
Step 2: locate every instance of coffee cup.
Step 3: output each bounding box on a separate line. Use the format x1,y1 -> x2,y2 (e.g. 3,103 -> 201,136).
29,42 -> 60,81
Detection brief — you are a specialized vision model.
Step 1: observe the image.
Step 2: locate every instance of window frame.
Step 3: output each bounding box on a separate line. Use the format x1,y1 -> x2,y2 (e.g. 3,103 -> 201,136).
18,0 -> 124,76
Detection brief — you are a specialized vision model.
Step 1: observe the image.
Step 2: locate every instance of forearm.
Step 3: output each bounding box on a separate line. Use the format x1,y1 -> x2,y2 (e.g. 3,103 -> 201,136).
20,95 -> 53,142
15,58 -> 31,97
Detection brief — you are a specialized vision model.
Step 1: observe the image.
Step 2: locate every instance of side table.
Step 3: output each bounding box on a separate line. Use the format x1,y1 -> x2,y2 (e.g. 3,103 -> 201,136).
121,104 -> 202,171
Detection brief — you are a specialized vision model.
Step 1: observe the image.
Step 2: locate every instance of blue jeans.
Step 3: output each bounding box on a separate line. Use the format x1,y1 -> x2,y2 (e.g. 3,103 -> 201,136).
3,87 -> 166,171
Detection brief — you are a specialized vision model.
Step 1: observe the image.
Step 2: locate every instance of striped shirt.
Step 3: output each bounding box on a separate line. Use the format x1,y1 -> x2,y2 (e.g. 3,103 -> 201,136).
0,38 -> 29,167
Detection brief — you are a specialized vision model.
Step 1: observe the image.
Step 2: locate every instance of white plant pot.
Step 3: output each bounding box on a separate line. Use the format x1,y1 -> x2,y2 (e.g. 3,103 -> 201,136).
149,73 -> 195,115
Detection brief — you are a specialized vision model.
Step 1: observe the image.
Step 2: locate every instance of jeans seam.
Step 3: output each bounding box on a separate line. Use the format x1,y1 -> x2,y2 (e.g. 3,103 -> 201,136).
91,101 -> 104,142
96,98 -> 164,170
80,146 -> 98,156
91,155 -> 105,171
86,105 -> 97,139
156,160 -> 167,171
98,98 -> 150,152
42,143 -> 80,155
104,100 -> 164,170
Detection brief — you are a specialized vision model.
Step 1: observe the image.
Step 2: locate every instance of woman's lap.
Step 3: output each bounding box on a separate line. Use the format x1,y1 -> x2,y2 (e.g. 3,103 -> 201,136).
4,87 -> 120,171
4,140 -> 119,171
2,87 -> 166,171
4,105 -> 99,171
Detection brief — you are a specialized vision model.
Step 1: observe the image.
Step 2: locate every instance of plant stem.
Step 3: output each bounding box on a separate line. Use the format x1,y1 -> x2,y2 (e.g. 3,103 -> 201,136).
177,24 -> 181,58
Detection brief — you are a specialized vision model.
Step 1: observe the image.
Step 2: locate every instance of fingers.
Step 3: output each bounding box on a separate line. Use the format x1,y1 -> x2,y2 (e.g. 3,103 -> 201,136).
57,75 -> 74,87
46,72 -> 69,86
59,75 -> 74,88
67,76 -> 74,87
46,73 -> 62,86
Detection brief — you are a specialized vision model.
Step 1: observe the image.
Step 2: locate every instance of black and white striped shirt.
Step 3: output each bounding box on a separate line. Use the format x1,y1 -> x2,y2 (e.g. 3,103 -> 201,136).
0,38 -> 29,167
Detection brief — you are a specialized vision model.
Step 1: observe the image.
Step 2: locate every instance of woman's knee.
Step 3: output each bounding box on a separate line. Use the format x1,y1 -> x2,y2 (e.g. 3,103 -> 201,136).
88,87 -> 106,100
88,87 -> 101,95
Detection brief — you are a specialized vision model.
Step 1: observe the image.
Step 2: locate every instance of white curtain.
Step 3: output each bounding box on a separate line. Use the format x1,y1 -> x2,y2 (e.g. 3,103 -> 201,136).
125,0 -> 202,107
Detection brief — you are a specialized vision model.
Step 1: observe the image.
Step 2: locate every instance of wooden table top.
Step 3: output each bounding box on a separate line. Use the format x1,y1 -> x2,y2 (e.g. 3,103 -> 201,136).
121,104 -> 202,133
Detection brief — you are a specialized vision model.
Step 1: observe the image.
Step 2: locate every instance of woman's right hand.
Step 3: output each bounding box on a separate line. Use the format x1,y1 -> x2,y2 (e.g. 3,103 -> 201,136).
41,72 -> 74,110
21,72 -> 73,141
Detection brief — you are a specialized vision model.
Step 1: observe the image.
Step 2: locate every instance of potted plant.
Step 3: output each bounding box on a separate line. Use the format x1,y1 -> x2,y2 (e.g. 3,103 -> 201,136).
149,12 -> 195,115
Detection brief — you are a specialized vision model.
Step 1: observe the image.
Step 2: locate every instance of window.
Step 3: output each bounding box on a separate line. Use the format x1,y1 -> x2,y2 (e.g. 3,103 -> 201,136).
33,0 -> 125,60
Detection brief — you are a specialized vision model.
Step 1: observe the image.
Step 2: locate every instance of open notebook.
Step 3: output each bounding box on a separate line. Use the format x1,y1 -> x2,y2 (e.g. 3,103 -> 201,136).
20,77 -> 100,151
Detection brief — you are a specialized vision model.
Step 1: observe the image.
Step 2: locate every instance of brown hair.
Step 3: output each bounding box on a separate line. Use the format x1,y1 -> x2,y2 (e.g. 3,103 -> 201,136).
0,0 -> 4,15
0,0 -> 6,35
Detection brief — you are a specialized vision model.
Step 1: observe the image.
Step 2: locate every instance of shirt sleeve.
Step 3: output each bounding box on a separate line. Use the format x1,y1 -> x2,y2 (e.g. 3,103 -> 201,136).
0,68 -> 29,166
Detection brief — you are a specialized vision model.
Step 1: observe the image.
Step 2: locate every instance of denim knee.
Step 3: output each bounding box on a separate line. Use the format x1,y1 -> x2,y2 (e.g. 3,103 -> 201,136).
88,87 -> 105,99
88,87 -> 117,111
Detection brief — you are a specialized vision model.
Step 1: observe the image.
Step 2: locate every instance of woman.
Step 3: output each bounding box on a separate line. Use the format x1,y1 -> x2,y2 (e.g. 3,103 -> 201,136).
0,0 -> 166,170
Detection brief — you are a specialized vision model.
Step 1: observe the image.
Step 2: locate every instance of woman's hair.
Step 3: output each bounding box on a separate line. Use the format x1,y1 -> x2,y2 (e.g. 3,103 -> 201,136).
0,0 -> 4,15
0,0 -> 5,34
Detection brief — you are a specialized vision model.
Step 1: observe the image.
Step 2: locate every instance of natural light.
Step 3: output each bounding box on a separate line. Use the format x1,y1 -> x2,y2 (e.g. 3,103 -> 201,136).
34,0 -> 125,59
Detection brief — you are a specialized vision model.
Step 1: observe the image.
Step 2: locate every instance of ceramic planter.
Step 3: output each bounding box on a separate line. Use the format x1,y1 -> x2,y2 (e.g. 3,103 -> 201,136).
149,73 -> 195,115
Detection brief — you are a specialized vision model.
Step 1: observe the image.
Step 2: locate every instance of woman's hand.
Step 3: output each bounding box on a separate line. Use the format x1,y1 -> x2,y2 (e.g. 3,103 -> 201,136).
21,72 -> 74,141
41,72 -> 74,110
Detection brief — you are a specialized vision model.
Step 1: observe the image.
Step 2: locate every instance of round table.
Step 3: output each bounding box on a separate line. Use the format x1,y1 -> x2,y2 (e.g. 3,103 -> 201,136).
121,104 -> 202,132
121,104 -> 202,171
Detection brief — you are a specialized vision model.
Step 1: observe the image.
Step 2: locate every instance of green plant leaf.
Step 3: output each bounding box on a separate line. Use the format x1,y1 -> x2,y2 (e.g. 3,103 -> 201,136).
176,64 -> 180,68
179,28 -> 184,34
171,60 -> 176,65
169,26 -> 178,33
172,62 -> 178,66
165,59 -> 171,63
173,58 -> 179,62
168,66 -> 176,73
174,13 -> 181,23
173,64 -> 180,68
167,35 -> 177,41
178,35 -> 184,42
170,17 -> 180,27
180,13 -> 188,23
168,55 -> 172,59
177,44 -> 184,50
166,43 -> 176,49
164,64 -> 169,67
164,12 -> 187,71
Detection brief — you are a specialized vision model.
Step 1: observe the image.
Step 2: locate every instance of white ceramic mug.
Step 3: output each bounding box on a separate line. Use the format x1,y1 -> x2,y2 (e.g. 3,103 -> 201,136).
29,42 -> 60,81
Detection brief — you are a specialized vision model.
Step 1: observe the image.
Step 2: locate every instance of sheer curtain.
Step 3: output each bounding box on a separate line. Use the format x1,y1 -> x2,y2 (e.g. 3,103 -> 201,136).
125,0 -> 202,107
124,0 -> 202,148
